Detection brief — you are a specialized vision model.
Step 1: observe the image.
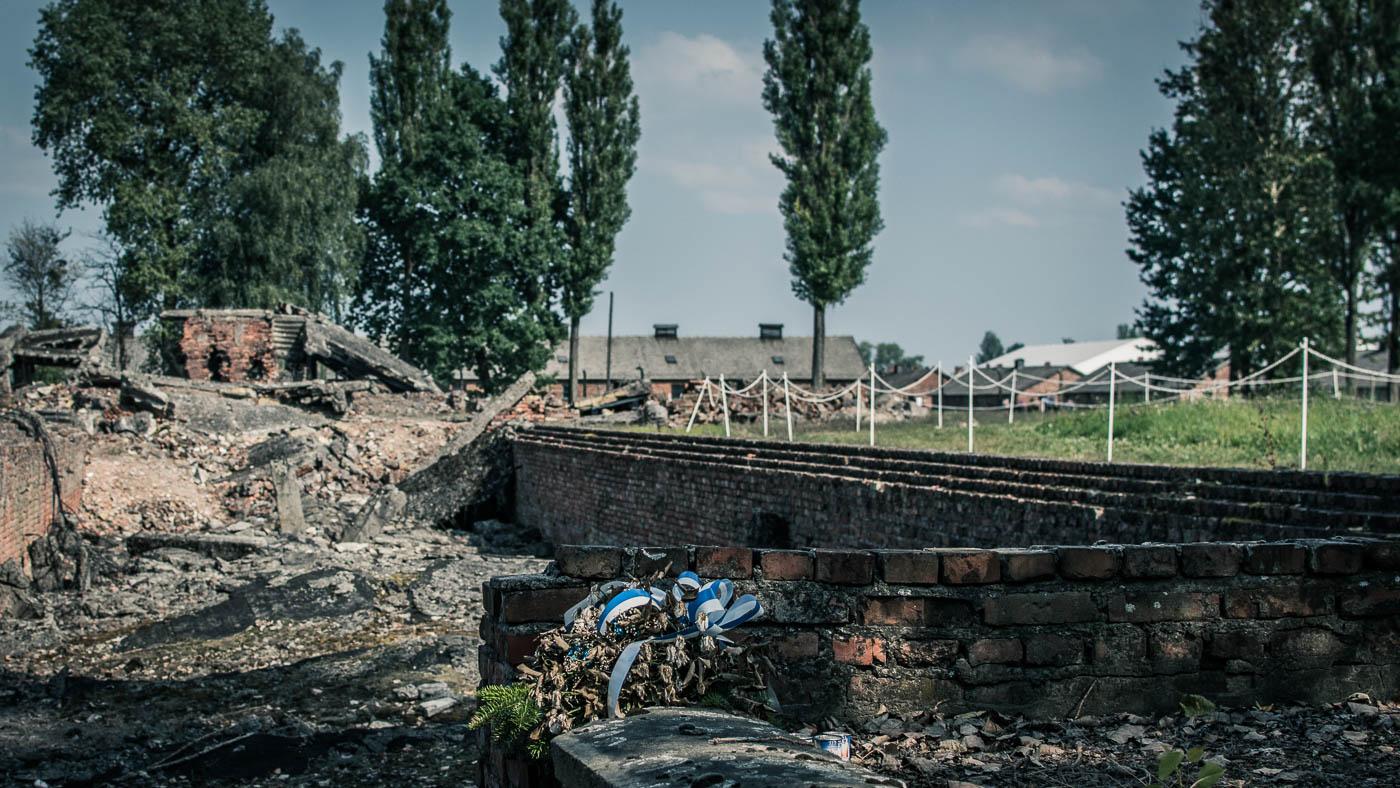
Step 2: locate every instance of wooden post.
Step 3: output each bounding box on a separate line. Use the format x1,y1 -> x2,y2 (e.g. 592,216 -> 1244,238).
936,361 -> 943,429
855,377 -> 861,432
1107,361 -> 1116,463
762,371 -> 769,438
869,363 -> 876,447
1008,369 -> 1016,424
1301,338 -> 1309,470
967,355 -> 975,453
685,379 -> 707,433
783,372 -> 793,441
1332,367 -> 1339,399
719,374 -> 731,438
1144,373 -> 1150,404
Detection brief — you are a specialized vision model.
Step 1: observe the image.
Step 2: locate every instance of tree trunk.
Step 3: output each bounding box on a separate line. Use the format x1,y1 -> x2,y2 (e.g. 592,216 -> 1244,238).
1389,279 -> 1399,404
811,303 -> 826,391
568,315 -> 580,405
1344,274 -> 1358,393
399,248 -> 414,361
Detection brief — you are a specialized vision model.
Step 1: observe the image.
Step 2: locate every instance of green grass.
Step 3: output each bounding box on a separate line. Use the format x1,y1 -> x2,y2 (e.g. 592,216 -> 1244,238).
622,396 -> 1400,474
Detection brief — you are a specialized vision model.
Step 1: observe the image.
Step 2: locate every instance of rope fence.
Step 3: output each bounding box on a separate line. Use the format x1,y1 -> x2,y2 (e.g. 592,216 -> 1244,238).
679,340 -> 1399,468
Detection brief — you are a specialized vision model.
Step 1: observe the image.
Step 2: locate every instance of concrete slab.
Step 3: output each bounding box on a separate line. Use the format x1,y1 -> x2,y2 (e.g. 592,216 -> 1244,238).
550,707 -> 905,787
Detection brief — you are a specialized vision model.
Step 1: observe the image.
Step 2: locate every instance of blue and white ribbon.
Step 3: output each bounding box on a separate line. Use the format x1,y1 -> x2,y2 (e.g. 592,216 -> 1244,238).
565,572 -> 763,718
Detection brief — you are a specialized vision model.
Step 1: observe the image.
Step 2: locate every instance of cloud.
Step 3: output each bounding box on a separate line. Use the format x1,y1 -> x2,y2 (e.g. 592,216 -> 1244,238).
957,207 -> 1040,230
959,173 -> 1120,230
993,174 -> 1118,206
651,153 -> 777,216
634,32 -> 763,106
956,33 -> 1103,94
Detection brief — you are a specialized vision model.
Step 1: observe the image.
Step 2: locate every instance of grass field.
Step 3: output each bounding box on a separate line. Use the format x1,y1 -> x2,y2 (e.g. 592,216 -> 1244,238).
626,396 -> 1400,474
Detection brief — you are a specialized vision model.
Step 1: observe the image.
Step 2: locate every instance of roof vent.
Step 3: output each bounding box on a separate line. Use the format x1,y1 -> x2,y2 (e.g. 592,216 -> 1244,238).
759,323 -> 783,340
772,355 -> 785,364
664,355 -> 677,364
654,323 -> 678,339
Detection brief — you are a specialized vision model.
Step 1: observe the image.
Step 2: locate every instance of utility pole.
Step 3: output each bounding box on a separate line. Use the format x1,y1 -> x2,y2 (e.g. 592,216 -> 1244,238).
605,291 -> 614,392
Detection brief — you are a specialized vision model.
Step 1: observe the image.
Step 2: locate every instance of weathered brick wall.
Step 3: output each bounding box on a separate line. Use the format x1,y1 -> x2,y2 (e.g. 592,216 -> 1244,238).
480,538 -> 1400,735
178,315 -> 279,383
512,432 -> 1388,551
0,424 -> 84,576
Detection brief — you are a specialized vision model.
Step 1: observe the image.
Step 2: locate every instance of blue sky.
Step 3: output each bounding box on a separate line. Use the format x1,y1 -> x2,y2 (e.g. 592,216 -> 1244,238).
0,0 -> 1205,367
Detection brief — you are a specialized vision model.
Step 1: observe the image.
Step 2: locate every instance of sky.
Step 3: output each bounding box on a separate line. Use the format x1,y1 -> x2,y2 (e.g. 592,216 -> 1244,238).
0,0 -> 1207,368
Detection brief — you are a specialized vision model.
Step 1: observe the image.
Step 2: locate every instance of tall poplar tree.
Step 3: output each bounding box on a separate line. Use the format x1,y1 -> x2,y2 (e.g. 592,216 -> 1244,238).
495,0 -> 574,355
561,0 -> 639,402
1306,0 -> 1382,380
1372,0 -> 1400,392
762,0 -> 886,389
1127,0 -> 1340,380
358,0 -> 453,358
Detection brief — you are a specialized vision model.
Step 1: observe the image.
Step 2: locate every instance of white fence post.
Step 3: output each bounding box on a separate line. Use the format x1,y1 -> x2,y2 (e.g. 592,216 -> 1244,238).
762,371 -> 769,438
1107,361 -> 1117,463
1008,369 -> 1016,424
936,361 -> 943,429
1332,367 -> 1339,399
967,355 -> 975,453
685,379 -> 707,433
1301,338 -> 1309,470
855,378 -> 861,432
783,372 -> 793,441
1144,373 -> 1151,404
869,363 -> 876,447
719,374 -> 731,438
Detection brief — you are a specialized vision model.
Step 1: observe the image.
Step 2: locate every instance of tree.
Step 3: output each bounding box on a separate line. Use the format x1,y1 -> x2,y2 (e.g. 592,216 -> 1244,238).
358,0 -> 454,358
1116,323 -> 1143,340
975,331 -> 1004,364
762,0 -> 886,389
30,0 -> 366,323
1305,0 -> 1383,381
561,0 -> 640,403
81,232 -> 134,368
5,220 -> 78,329
359,1 -> 562,391
1358,0 -> 1400,396
495,0 -> 575,351
1127,0 -> 1339,380
858,341 -> 923,372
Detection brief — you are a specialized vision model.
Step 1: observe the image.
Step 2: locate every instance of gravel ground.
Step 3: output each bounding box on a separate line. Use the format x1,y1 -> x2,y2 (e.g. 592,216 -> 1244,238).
0,524 -> 547,787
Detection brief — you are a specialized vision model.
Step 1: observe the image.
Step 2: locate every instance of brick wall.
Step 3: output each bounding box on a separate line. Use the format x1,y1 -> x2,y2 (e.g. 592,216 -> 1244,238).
511,431 -> 1388,552
177,315 -> 280,383
480,538 -> 1400,731
0,424 -> 84,576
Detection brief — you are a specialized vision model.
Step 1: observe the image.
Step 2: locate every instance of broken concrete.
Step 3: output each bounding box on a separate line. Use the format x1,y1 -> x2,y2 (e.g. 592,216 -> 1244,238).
341,485 -> 407,543
125,532 -> 269,560
550,707 -> 905,788
272,460 -> 307,534
301,316 -> 439,394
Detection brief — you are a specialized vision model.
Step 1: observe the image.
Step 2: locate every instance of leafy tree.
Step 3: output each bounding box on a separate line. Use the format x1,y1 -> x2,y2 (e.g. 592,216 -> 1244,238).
1305,0 -> 1383,380
561,0 -> 640,403
360,0 -> 560,391
495,0 -> 575,346
5,221 -> 78,329
975,331 -> 1004,364
858,341 -> 923,373
1005,341 -> 1025,354
1360,0 -> 1400,393
1127,0 -> 1339,380
762,0 -> 886,389
1117,323 -> 1143,340
29,0 -> 365,322
358,0 -> 454,358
